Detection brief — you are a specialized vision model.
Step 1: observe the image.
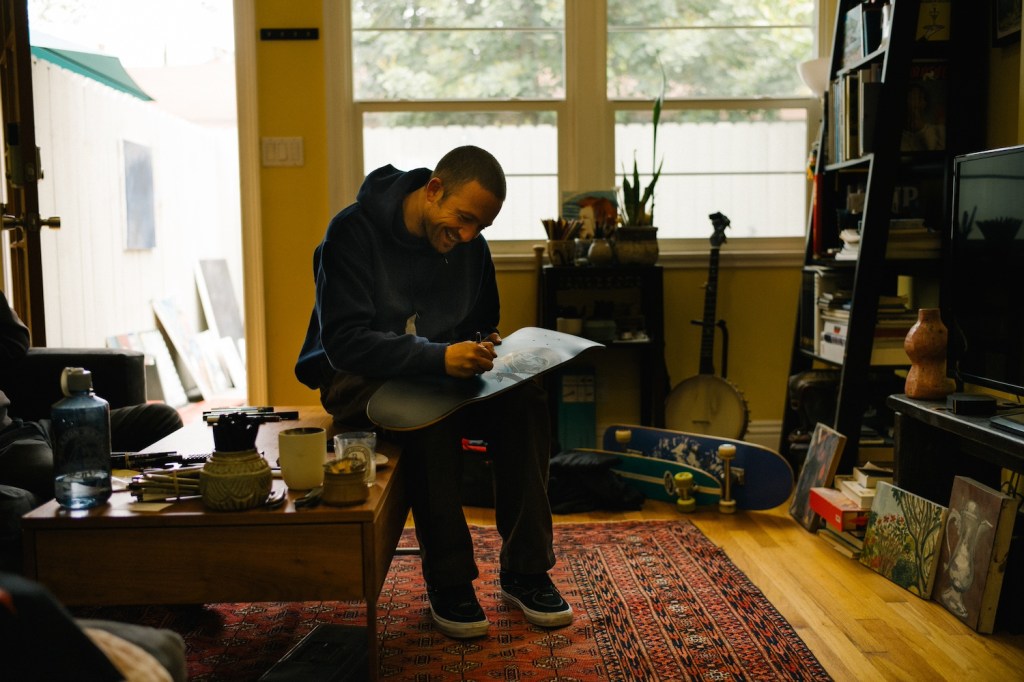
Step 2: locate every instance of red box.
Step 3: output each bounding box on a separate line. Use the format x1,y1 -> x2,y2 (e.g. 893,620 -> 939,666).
810,486 -> 868,532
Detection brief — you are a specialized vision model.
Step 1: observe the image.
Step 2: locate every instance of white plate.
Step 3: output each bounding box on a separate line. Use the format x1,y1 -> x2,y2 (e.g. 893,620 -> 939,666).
375,453 -> 389,467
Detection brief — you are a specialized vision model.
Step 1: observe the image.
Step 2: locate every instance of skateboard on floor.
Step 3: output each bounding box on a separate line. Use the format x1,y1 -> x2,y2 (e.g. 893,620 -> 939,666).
599,424 -> 794,512
367,327 -> 602,431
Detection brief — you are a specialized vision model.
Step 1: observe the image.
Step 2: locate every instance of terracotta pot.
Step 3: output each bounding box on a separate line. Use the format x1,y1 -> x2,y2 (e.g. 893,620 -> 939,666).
904,308 -> 955,400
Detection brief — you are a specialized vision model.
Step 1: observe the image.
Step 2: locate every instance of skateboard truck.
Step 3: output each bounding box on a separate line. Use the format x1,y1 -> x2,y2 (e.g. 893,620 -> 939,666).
718,444 -> 737,514
662,443 -> 738,514
663,471 -> 720,512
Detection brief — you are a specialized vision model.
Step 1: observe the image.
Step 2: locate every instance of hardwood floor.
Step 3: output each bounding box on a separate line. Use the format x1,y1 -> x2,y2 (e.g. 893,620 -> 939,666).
464,501 -> 1024,681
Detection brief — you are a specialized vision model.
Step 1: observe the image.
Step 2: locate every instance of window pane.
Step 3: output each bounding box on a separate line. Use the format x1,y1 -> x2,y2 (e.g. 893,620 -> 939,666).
616,109 -> 808,238
353,0 -> 564,29
608,0 -> 813,28
607,0 -> 814,99
363,112 -> 558,241
353,1 -> 565,100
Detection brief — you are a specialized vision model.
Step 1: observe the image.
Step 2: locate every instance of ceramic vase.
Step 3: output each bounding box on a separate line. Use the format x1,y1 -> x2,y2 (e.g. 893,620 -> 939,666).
199,449 -> 273,511
587,238 -> 614,266
904,308 -> 955,400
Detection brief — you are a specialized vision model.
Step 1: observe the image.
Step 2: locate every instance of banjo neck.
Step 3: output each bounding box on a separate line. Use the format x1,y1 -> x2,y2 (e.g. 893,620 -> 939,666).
699,244 -> 721,376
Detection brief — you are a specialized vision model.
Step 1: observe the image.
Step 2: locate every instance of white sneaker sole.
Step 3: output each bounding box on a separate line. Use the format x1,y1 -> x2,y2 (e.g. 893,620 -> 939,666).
429,605 -> 490,639
501,589 -> 574,628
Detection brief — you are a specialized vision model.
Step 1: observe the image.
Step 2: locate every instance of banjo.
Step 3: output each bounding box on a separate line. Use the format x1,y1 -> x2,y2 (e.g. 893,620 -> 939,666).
664,211 -> 749,439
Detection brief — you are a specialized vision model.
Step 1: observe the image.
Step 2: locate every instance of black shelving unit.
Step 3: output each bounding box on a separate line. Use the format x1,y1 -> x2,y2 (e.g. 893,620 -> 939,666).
779,0 -> 988,473
538,265 -> 669,432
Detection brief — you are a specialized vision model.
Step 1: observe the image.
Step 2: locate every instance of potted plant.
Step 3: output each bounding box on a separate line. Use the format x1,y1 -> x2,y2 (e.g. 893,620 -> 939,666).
616,66 -> 666,266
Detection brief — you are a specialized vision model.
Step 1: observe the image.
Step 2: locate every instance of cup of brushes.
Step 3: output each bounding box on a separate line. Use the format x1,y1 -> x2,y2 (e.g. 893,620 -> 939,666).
543,218 -> 583,266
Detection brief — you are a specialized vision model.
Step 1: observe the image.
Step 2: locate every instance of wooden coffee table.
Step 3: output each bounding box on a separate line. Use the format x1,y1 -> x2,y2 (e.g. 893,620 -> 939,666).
21,407 -> 408,680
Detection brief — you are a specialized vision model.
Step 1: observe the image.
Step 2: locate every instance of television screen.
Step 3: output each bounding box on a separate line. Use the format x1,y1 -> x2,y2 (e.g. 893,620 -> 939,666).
945,145 -> 1024,397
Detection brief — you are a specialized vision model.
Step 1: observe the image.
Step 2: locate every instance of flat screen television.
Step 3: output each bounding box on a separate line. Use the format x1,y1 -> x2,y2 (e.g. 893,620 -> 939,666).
945,145 -> 1024,397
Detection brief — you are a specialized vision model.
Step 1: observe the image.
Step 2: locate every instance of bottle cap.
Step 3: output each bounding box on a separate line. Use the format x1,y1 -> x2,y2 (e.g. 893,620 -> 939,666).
60,367 -> 93,396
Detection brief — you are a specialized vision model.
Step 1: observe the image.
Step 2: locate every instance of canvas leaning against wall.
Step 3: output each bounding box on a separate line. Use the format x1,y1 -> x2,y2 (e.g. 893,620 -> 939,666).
860,481 -> 948,599
933,476 -> 1021,633
789,422 -> 847,532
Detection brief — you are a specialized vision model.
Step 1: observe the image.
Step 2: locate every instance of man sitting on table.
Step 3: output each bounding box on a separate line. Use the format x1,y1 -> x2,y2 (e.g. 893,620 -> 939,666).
294,145 -> 573,638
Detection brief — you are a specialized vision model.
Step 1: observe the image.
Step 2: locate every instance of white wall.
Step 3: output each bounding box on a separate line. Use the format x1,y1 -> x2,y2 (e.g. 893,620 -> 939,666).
26,55 -> 242,350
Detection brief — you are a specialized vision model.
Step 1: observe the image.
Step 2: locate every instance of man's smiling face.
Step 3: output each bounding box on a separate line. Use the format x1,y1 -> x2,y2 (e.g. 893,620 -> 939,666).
421,178 -> 503,254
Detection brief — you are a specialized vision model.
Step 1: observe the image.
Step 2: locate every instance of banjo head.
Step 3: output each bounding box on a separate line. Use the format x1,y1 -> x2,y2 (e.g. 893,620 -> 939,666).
665,374 -> 748,440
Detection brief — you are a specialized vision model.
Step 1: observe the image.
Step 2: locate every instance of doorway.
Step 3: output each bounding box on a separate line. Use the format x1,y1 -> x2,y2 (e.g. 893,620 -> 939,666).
0,0 -> 245,405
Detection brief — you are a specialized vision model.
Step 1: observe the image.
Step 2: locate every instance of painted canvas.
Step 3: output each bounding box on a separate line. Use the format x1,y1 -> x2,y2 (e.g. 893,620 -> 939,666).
860,481 -> 949,599
789,422 -> 847,531
933,476 -> 1021,632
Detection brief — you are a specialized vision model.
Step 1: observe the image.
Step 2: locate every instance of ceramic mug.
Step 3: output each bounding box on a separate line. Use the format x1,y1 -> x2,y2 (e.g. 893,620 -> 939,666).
278,427 -> 327,490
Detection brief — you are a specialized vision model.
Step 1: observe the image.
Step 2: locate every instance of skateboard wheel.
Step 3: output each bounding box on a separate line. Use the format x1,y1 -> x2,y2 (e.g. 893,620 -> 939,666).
676,496 -> 696,513
663,471 -> 676,495
615,428 -> 631,444
719,499 -> 737,514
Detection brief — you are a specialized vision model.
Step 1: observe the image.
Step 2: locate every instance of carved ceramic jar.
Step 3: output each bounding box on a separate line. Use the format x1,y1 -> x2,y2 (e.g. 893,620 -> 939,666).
199,449 -> 273,511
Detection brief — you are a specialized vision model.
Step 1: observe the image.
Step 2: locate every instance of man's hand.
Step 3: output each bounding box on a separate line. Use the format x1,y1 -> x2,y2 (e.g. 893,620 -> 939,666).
445,339 -> 498,379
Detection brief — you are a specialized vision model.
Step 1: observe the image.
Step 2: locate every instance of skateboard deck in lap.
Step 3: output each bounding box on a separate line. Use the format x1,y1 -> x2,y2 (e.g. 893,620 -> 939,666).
367,327 -> 602,431
601,424 -> 794,510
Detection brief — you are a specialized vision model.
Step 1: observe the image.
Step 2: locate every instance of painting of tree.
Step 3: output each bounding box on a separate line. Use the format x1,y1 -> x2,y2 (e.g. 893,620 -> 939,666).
859,482 -> 949,598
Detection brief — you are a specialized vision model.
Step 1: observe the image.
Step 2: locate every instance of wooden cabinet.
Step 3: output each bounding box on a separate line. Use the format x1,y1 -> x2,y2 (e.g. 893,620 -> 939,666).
779,0 -> 987,472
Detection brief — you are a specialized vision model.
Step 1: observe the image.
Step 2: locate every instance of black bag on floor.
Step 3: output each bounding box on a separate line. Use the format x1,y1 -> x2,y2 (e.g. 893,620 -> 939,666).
547,449 -> 645,514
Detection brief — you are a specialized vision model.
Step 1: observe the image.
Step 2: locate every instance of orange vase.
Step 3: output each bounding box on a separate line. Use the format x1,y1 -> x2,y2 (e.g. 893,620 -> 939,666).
904,308 -> 955,400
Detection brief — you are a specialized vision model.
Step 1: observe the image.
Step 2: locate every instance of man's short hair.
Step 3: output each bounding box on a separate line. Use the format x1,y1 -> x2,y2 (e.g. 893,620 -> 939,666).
432,146 -> 507,202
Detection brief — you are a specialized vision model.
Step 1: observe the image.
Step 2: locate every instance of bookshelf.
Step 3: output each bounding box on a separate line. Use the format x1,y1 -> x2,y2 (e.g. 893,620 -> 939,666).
779,0 -> 987,473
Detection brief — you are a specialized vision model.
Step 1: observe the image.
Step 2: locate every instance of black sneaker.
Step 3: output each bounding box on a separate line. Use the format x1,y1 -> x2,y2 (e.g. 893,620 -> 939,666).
500,570 -> 574,628
426,583 -> 489,638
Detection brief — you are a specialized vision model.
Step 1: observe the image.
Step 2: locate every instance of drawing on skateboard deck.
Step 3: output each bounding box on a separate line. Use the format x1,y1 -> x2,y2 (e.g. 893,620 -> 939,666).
599,424 -> 794,511
367,327 -> 602,431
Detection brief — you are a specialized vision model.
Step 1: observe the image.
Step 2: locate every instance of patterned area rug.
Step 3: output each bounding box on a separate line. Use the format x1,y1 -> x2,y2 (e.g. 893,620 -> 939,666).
74,520 -> 831,681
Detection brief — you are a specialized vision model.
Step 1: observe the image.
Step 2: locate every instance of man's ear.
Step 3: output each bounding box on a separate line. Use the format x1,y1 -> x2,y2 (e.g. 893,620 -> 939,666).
424,177 -> 445,204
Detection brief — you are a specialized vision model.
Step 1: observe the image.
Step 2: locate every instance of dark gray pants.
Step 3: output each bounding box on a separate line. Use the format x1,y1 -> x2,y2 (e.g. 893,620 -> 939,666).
325,377 -> 556,589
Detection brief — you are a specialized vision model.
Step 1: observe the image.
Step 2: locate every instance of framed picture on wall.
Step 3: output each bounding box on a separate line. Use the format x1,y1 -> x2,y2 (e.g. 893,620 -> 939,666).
124,140 -> 156,250
994,0 -> 1022,46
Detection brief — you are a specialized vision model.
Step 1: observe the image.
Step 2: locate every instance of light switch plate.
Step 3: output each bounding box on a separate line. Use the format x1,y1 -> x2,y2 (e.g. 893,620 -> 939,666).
261,137 -> 304,167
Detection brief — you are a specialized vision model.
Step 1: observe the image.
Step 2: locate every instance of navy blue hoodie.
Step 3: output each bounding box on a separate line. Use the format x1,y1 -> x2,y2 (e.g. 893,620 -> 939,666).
294,165 -> 500,390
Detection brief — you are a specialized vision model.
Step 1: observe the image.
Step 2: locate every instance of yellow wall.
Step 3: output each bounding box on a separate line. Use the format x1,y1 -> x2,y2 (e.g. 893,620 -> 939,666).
254,1 -> 330,405
990,41 -> 1022,147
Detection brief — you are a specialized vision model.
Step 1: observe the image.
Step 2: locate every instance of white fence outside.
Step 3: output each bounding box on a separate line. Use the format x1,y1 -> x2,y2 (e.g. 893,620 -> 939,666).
364,118 -> 808,240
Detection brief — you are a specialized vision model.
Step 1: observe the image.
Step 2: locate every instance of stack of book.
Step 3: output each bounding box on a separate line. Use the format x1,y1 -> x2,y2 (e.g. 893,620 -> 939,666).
809,271 -> 852,354
818,297 -> 914,365
812,462 -> 894,557
833,219 -> 941,261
